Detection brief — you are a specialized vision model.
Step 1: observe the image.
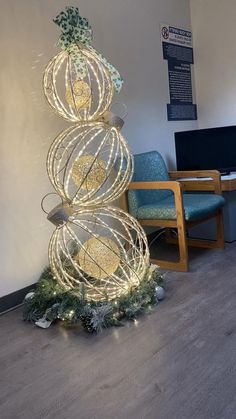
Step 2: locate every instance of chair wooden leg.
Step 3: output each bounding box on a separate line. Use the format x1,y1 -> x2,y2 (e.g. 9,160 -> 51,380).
176,209 -> 189,272
215,209 -> 225,248
152,210 -> 224,271
151,227 -> 188,271
150,258 -> 188,272
151,197 -> 189,272
182,210 -> 225,249
150,224 -> 189,271
164,210 -> 225,251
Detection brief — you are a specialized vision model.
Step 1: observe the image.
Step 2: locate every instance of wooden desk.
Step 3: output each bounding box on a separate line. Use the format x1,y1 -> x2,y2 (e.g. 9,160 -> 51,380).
178,173 -> 236,192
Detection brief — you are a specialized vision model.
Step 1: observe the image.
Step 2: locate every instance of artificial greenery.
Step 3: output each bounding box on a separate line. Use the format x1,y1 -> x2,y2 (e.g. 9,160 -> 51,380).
23,265 -> 165,333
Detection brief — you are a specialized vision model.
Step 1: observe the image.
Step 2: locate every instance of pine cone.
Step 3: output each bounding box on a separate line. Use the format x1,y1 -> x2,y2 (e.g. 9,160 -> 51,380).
80,313 -> 96,333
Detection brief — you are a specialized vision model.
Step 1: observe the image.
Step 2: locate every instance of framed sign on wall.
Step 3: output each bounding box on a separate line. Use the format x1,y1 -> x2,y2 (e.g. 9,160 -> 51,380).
160,23 -> 197,121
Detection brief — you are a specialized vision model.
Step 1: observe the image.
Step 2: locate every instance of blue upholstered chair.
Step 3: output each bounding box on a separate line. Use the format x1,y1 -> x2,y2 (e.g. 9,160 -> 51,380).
121,151 -> 225,271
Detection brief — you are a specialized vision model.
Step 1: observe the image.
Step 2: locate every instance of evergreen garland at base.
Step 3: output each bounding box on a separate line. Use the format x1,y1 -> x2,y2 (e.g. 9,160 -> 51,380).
23,265 -> 165,333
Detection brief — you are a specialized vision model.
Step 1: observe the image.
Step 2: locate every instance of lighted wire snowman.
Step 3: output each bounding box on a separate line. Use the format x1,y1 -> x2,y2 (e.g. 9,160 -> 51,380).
43,6 -> 149,302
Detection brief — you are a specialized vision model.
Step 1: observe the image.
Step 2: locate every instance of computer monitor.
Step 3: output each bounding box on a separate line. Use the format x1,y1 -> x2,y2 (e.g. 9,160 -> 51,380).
175,125 -> 236,174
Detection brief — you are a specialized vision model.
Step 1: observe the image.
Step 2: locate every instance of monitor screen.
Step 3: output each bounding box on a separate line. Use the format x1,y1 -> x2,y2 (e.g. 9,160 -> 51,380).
175,125 -> 236,174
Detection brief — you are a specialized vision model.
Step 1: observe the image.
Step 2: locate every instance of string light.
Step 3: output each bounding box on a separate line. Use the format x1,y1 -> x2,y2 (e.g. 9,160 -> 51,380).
48,206 -> 149,302
43,48 -> 114,122
46,122 -> 133,207
68,310 -> 75,319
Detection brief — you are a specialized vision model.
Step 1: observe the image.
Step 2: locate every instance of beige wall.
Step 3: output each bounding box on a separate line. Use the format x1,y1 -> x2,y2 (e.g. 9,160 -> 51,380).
190,0 -> 236,128
0,0 -> 195,297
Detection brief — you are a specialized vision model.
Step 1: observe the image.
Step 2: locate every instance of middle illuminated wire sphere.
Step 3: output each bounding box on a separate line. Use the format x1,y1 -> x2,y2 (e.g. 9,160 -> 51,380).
48,206 -> 150,301
47,121 -> 133,207
43,46 -> 114,122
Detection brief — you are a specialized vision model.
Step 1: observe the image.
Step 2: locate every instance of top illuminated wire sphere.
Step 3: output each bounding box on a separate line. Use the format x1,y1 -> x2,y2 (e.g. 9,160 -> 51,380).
43,46 -> 114,122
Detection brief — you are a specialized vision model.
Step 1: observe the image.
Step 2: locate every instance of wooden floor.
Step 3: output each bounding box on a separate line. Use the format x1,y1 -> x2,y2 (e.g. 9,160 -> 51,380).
1,242 -> 236,419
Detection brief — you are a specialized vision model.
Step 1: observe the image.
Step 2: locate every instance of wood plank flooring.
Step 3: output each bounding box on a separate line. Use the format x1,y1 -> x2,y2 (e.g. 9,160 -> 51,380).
0,243 -> 236,419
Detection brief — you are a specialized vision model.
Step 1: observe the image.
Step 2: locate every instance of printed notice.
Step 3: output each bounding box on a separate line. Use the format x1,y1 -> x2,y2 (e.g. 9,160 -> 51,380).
161,24 -> 197,121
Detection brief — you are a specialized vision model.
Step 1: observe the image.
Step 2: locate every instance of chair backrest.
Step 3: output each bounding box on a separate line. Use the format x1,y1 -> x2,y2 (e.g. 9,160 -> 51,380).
127,151 -> 172,216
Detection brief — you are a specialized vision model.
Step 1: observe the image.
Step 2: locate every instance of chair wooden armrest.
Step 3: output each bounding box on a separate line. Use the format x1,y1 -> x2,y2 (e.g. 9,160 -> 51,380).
120,181 -> 182,213
126,181 -> 188,270
128,180 -> 185,225
169,170 -> 222,194
128,180 -> 181,192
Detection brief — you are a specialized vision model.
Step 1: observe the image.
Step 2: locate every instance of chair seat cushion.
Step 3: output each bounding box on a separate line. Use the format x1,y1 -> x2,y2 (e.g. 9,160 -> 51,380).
136,193 -> 225,221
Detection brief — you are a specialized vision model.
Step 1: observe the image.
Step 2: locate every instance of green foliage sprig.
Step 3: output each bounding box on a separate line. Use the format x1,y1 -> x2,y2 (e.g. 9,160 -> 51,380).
23,265 -> 165,333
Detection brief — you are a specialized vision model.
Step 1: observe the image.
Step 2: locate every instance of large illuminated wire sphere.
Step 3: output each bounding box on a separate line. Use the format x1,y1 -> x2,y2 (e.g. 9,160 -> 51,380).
47,121 -> 133,206
49,206 -> 150,301
43,46 -> 113,122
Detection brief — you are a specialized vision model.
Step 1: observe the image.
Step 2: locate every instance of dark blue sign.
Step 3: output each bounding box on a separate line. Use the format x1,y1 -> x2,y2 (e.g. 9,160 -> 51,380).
163,43 -> 193,64
162,40 -> 197,121
167,104 -> 197,121
168,60 -> 192,104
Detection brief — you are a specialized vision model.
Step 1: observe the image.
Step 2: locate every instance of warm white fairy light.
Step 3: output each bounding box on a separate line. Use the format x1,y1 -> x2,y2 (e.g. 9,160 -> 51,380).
46,121 -> 133,207
48,206 -> 149,302
43,46 -> 114,122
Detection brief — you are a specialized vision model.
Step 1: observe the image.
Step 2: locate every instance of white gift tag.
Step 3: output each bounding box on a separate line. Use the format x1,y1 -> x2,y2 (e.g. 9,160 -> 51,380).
35,318 -> 52,329
25,291 -> 35,300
